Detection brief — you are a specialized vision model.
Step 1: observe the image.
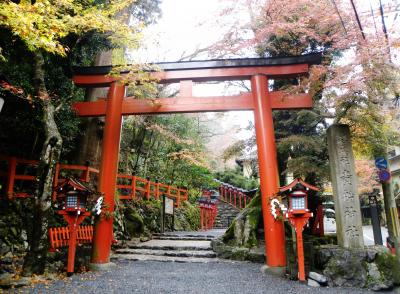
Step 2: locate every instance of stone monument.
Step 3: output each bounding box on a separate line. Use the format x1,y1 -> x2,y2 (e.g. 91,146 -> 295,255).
327,124 -> 364,248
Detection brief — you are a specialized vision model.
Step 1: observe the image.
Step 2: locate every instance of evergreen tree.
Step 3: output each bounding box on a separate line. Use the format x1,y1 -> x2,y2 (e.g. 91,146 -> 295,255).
0,0 -> 160,274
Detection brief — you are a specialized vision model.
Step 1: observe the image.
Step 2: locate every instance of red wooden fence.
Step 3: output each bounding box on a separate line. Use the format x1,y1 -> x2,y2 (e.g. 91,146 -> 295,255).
218,183 -> 251,210
48,225 -> 93,251
0,154 -> 38,199
116,175 -> 188,207
199,202 -> 217,230
0,155 -> 188,207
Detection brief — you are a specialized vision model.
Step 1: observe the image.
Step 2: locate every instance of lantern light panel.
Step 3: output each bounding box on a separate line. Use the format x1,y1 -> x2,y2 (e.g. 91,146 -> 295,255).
292,196 -> 306,210
66,195 -> 78,208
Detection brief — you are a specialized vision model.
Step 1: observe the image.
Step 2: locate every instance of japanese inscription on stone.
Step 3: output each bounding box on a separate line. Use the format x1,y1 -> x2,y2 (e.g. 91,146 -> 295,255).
327,124 -> 364,248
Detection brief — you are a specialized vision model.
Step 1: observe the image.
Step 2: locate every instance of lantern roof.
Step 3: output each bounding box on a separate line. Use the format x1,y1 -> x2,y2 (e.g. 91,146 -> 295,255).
279,178 -> 319,193
54,177 -> 95,194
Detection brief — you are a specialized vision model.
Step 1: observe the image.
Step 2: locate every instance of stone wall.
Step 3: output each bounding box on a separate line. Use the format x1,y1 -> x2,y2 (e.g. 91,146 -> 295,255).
314,245 -> 400,291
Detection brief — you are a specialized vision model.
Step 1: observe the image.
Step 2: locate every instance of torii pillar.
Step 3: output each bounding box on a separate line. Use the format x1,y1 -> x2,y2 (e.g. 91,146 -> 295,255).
71,53 -> 321,270
91,82 -> 125,266
252,74 -> 285,269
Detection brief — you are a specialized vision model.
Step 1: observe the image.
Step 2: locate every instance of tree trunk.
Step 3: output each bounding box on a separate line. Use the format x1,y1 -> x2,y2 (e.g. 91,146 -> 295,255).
23,51 -> 63,275
74,51 -> 112,168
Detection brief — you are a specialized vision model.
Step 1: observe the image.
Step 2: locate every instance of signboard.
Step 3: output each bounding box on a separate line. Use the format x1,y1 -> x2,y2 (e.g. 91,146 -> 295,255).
375,157 -> 388,170
161,195 -> 175,233
165,197 -> 174,215
378,169 -> 391,183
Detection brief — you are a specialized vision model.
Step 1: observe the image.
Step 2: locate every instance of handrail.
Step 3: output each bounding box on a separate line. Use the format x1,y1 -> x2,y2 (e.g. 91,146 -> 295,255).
1,155 -> 188,207
199,201 -> 217,230
0,155 -> 38,199
116,174 -> 188,207
217,182 -> 252,210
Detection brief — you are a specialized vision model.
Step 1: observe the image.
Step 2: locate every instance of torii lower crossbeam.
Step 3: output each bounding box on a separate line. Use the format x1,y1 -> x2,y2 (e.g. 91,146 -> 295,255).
73,92 -> 312,116
71,53 -> 321,271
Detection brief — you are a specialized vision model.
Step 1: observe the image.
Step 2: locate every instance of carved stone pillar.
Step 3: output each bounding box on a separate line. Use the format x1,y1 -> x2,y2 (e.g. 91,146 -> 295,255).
327,124 -> 364,248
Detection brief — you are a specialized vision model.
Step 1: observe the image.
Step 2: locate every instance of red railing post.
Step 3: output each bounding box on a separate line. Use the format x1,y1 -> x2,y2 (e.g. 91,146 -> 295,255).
206,207 -> 209,229
80,163 -> 90,182
200,206 -> 204,230
145,178 -> 151,200
156,182 -> 160,200
6,156 -> 16,200
167,186 -> 171,200
131,176 -> 136,199
177,189 -> 181,207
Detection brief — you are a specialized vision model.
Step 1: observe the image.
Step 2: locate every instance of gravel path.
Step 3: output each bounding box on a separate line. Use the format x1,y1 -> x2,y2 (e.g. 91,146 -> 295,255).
7,260 -> 375,294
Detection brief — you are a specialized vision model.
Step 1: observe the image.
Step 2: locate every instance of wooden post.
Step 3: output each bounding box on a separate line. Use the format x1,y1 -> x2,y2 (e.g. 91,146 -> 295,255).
58,211 -> 90,275
6,157 -> 16,200
156,182 -> 160,200
177,189 -> 181,207
200,206 -> 204,230
288,214 -> 311,281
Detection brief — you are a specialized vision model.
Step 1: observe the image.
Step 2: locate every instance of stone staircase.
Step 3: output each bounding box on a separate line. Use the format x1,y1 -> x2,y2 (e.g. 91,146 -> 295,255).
112,231 -> 226,263
213,199 -> 241,229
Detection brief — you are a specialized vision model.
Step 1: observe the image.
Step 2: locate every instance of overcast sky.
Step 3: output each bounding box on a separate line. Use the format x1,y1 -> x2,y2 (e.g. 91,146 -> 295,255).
133,0 -> 224,62
130,0 -> 255,142
129,0 -> 400,143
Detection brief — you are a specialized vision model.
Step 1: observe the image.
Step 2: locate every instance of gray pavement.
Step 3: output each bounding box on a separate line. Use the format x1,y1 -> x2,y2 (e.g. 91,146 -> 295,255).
5,229 -> 388,293
10,260 -> 373,294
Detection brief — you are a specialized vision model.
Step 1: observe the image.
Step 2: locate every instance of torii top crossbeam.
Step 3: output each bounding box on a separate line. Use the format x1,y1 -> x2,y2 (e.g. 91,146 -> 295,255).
71,53 -> 321,271
72,53 -> 321,117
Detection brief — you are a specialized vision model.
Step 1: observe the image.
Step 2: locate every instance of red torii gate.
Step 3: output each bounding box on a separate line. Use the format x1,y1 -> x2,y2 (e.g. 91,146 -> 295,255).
72,53 -> 321,271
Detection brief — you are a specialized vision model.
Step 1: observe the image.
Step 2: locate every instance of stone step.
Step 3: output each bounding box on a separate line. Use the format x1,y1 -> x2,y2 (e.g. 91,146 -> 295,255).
153,236 -> 215,241
127,239 -> 212,251
111,254 -> 222,263
115,248 -> 217,258
153,232 -> 215,241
